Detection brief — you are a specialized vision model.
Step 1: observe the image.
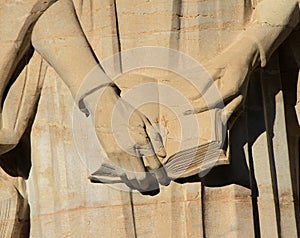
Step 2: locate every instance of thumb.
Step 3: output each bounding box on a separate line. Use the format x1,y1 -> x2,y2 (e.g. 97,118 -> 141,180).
142,117 -> 167,159
146,124 -> 167,160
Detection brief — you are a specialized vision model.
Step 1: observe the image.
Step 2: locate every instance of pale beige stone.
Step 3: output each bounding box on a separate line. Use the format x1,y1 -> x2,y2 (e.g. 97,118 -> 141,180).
0,0 -> 299,237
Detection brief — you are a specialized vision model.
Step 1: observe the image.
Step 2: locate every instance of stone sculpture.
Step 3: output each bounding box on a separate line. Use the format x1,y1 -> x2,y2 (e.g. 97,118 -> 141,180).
90,0 -> 300,186
0,0 -> 299,237
1,0 -> 299,189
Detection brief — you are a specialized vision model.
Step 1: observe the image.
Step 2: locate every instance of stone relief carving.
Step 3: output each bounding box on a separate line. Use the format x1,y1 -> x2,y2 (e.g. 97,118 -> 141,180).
0,0 -> 299,237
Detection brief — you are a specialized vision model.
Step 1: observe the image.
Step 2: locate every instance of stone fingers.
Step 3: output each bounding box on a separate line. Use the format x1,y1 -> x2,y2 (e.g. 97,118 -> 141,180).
118,151 -> 159,192
139,124 -> 171,186
185,68 -> 247,115
143,117 -> 167,159
221,95 -> 244,126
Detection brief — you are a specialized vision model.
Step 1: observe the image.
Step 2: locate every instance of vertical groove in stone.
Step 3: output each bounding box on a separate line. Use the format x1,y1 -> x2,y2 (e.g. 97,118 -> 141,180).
113,0 -> 123,73
169,0 -> 182,69
243,0 -> 253,23
129,191 -> 137,238
170,0 -> 182,50
245,99 -> 261,238
246,71 -> 279,237
27,144 -> 42,238
13,65 -> 28,130
260,53 -> 298,237
260,71 -> 282,237
260,60 -> 280,238
120,191 -> 136,238
201,184 -> 206,238
247,144 -> 261,238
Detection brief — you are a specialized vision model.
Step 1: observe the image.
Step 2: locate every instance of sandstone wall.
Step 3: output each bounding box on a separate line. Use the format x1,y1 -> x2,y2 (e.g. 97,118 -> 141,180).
0,0 -> 298,237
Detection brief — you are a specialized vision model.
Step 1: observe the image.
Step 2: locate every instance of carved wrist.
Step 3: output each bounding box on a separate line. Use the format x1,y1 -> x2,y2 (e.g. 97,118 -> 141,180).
230,35 -> 266,70
240,35 -> 267,68
77,83 -> 121,117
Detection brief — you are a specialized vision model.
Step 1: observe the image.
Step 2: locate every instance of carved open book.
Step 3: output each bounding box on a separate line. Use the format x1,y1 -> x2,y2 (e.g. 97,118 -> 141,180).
89,107 -> 229,183
89,144 -> 228,184
89,72 -> 230,183
164,141 -> 228,179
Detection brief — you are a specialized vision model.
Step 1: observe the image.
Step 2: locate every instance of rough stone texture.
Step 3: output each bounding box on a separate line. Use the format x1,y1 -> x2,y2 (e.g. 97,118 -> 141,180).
0,0 -> 299,237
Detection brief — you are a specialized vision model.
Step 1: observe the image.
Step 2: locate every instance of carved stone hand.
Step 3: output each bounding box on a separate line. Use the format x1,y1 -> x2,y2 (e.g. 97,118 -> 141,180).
187,37 -> 257,127
93,85 -> 170,192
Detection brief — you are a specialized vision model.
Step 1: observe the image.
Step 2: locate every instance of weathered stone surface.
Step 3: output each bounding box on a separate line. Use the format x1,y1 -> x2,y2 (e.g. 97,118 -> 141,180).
0,0 -> 299,237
